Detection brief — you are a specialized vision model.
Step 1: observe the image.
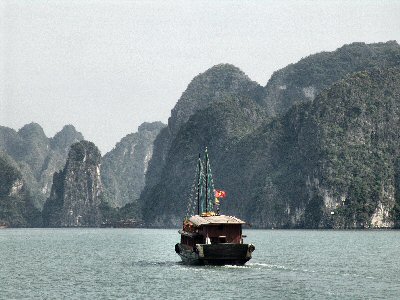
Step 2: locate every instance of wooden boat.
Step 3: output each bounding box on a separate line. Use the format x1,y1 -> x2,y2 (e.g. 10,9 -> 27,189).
101,218 -> 140,228
0,222 -> 8,229
175,148 -> 255,265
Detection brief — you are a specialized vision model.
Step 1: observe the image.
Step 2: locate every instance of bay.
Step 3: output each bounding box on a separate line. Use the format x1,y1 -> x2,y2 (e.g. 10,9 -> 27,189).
1,229 -> 400,299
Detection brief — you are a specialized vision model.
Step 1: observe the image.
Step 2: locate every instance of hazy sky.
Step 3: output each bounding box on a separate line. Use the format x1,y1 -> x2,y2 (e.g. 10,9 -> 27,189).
1,0 -> 399,153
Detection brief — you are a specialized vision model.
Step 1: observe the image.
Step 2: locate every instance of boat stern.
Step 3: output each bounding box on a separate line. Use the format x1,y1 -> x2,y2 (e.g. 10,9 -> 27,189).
195,243 -> 255,265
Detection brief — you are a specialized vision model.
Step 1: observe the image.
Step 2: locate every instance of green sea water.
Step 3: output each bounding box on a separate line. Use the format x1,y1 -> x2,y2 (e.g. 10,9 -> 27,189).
1,229 -> 399,299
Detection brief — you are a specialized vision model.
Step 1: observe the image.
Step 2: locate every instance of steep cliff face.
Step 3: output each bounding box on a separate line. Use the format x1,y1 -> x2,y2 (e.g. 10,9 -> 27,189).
101,122 -> 166,209
40,125 -> 84,205
139,41 -> 400,228
15,123 -> 49,179
140,64 -> 266,221
304,68 -> 400,228
221,68 -> 400,228
0,124 -> 83,209
42,141 -> 103,227
0,152 -> 41,227
142,96 -> 268,227
264,41 -> 400,116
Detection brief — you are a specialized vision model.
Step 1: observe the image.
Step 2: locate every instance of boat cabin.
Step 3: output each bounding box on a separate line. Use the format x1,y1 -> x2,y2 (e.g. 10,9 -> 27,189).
179,215 -> 246,247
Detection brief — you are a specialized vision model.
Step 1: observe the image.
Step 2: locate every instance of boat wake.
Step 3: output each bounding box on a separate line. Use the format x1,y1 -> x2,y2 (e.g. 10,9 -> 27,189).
220,265 -> 250,269
247,262 -> 319,275
247,262 -> 289,270
248,263 -> 376,282
134,260 -> 179,268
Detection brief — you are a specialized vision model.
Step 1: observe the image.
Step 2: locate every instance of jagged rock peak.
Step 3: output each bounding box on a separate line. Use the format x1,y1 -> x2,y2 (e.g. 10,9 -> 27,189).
18,122 -> 47,140
67,140 -> 101,164
168,63 -> 264,134
51,125 -> 84,151
0,123 -> 88,210
42,140 -> 103,227
55,125 -> 82,138
0,125 -> 17,135
138,121 -> 166,133
197,63 -> 248,78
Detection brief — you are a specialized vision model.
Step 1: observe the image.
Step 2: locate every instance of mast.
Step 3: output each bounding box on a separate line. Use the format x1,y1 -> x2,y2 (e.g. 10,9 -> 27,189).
205,147 -> 208,213
196,153 -> 201,215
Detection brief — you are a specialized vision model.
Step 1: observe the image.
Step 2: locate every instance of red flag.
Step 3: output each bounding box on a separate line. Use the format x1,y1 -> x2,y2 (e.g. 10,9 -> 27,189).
215,190 -> 226,198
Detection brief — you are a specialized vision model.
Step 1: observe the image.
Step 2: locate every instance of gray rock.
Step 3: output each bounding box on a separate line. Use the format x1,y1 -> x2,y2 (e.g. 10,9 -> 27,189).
0,123 -> 83,209
42,141 -> 103,227
101,122 -> 166,209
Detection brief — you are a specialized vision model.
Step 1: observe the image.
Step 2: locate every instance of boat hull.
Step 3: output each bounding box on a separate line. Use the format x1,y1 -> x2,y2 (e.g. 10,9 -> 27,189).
175,243 -> 255,266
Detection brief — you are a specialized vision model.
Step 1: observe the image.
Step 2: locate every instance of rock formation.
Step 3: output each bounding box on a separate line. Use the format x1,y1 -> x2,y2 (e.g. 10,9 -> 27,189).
140,41 -> 400,228
0,152 -> 41,227
221,67 -> 400,228
139,64 -> 266,226
0,123 -> 83,209
101,122 -> 166,209
263,41 -> 400,116
42,141 -> 103,227
4,41 -> 400,229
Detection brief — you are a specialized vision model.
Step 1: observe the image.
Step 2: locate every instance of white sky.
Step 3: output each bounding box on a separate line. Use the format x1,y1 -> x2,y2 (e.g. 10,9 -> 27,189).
1,0 -> 399,153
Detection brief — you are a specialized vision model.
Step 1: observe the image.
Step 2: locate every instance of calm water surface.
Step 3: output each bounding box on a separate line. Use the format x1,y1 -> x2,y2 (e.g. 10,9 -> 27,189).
1,229 -> 400,299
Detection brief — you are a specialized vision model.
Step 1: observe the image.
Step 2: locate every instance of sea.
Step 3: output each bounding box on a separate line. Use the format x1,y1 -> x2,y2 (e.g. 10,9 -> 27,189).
1,229 -> 400,299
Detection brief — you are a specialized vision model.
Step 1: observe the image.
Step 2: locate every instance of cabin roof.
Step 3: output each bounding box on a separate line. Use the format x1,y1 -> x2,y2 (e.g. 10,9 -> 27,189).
189,215 -> 246,226
178,230 -> 199,237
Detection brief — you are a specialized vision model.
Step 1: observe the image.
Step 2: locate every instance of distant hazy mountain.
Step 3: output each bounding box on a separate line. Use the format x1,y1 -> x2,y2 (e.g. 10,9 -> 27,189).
42,141 -> 103,227
101,122 -> 166,210
0,123 -> 83,209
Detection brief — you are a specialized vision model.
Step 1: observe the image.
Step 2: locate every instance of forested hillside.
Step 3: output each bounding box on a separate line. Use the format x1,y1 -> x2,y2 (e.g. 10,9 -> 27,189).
141,41 -> 400,228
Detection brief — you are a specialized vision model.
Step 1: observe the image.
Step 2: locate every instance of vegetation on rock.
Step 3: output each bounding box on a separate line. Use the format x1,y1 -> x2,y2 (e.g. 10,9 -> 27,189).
3,41 -> 400,228
221,68 -> 400,228
0,152 -> 41,227
0,124 -> 83,209
140,64 -> 266,226
264,41 -> 400,116
140,41 -> 400,228
42,141 -> 103,227
101,122 -> 165,211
